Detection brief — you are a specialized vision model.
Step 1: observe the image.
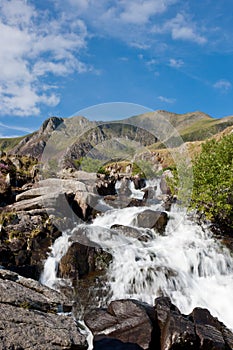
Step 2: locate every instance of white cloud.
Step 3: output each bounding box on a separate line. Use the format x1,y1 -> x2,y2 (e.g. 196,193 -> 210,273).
130,42 -> 150,50
119,0 -> 176,25
146,58 -> 157,66
58,0 -> 180,49
213,79 -> 232,91
169,58 -> 184,68
153,13 -> 207,45
0,0 -> 90,117
158,95 -> 176,103
0,122 -> 34,134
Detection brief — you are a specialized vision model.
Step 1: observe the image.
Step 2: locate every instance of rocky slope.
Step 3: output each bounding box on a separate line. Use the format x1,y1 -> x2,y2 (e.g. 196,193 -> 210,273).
0,268 -> 87,350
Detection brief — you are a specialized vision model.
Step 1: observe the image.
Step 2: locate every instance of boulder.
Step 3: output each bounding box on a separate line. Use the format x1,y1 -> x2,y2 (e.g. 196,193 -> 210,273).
132,209 -> 168,233
0,269 -> 87,350
0,210 -> 61,279
85,297 -> 233,350
192,308 -> 226,350
133,176 -> 146,190
85,299 -> 153,350
93,338 -> 143,349
154,297 -> 198,350
0,303 -> 87,350
111,224 -> 153,242
96,175 -> 117,196
59,239 -> 112,281
0,268 -> 72,313
14,178 -> 100,221
59,242 -> 94,280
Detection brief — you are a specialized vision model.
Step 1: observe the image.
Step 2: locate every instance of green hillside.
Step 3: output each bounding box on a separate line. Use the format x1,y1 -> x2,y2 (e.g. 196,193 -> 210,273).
0,136 -> 26,152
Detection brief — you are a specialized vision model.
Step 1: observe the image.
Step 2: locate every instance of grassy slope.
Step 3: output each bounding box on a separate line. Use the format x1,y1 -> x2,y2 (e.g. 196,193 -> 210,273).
0,136 -> 26,152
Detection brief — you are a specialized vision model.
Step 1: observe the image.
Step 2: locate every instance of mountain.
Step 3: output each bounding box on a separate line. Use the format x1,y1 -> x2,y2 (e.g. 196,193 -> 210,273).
1,111 -> 233,164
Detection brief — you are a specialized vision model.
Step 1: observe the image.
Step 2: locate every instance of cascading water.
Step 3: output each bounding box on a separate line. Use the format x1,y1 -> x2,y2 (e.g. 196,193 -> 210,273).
40,178 -> 233,331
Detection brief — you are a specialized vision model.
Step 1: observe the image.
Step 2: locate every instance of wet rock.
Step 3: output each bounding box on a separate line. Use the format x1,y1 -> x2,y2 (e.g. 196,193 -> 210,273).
192,308 -> 226,350
154,297 -> 198,350
117,178 -> 132,197
59,242 -> 95,280
85,297 -> 233,350
59,240 -> 112,281
111,224 -> 153,242
132,209 -> 168,233
104,196 -> 145,209
127,198 -> 145,207
85,299 -> 153,350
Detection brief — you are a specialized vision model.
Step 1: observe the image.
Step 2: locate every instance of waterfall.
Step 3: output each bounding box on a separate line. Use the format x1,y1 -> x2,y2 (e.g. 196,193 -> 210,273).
40,231 -> 72,289
40,179 -> 233,331
105,206 -> 233,329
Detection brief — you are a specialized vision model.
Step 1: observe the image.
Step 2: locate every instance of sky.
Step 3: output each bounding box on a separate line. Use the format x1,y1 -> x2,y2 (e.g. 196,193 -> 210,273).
1,0 -> 233,137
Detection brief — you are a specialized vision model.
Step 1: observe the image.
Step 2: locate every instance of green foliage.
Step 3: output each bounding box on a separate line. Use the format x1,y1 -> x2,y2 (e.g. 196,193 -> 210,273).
80,157 -> 103,173
133,160 -> 157,179
191,134 -> 233,231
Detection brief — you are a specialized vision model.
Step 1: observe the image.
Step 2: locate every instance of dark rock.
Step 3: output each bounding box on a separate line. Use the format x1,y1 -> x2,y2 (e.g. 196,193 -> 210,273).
0,211 -> 61,279
133,177 -> 146,190
154,297 -> 198,350
192,308 -> 226,350
59,239 -> 112,281
85,299 -> 153,350
59,242 -> 95,280
111,224 -> 153,242
85,296 -> 233,350
96,175 -> 117,196
132,209 -> 168,233
93,338 -> 144,349
127,198 -> 145,207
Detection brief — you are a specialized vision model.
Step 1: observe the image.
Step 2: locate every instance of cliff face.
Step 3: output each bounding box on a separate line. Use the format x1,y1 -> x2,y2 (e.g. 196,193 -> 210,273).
9,117 -> 64,158
2,110 -> 233,172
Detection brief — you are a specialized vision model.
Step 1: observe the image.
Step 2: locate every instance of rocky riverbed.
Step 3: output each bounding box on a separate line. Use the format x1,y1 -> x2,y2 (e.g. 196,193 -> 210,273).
0,267 -> 233,349
1,152 -> 233,349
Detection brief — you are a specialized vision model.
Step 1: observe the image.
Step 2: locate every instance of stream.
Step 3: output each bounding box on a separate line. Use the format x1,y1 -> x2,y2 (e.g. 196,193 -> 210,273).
40,178 -> 233,342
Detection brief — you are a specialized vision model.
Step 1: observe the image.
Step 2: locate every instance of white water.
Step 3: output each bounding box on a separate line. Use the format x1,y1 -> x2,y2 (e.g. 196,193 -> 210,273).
40,231 -> 72,289
40,179 -> 233,331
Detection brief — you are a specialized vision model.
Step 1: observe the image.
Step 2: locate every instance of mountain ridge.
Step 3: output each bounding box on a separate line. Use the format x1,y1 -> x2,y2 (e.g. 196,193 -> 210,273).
0,110 -> 233,160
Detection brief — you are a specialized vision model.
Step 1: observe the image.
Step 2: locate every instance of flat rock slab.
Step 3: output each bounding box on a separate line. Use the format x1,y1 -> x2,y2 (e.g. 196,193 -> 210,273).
0,269 -> 87,349
0,303 -> 87,350
0,269 -> 72,313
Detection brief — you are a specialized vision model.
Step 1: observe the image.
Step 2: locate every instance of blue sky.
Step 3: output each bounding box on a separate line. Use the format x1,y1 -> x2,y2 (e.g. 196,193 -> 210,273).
0,0 -> 233,137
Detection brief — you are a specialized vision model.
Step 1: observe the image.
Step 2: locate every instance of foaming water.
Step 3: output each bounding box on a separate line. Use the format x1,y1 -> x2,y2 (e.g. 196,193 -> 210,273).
106,206 -> 233,329
40,179 -> 233,330
40,231 -> 72,289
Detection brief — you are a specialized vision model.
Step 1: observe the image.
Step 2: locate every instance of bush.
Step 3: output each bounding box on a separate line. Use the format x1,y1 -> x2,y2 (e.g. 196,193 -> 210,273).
191,134 -> 233,232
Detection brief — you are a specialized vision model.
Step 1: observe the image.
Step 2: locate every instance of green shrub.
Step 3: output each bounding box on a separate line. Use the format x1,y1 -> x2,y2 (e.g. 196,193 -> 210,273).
191,134 -> 233,231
